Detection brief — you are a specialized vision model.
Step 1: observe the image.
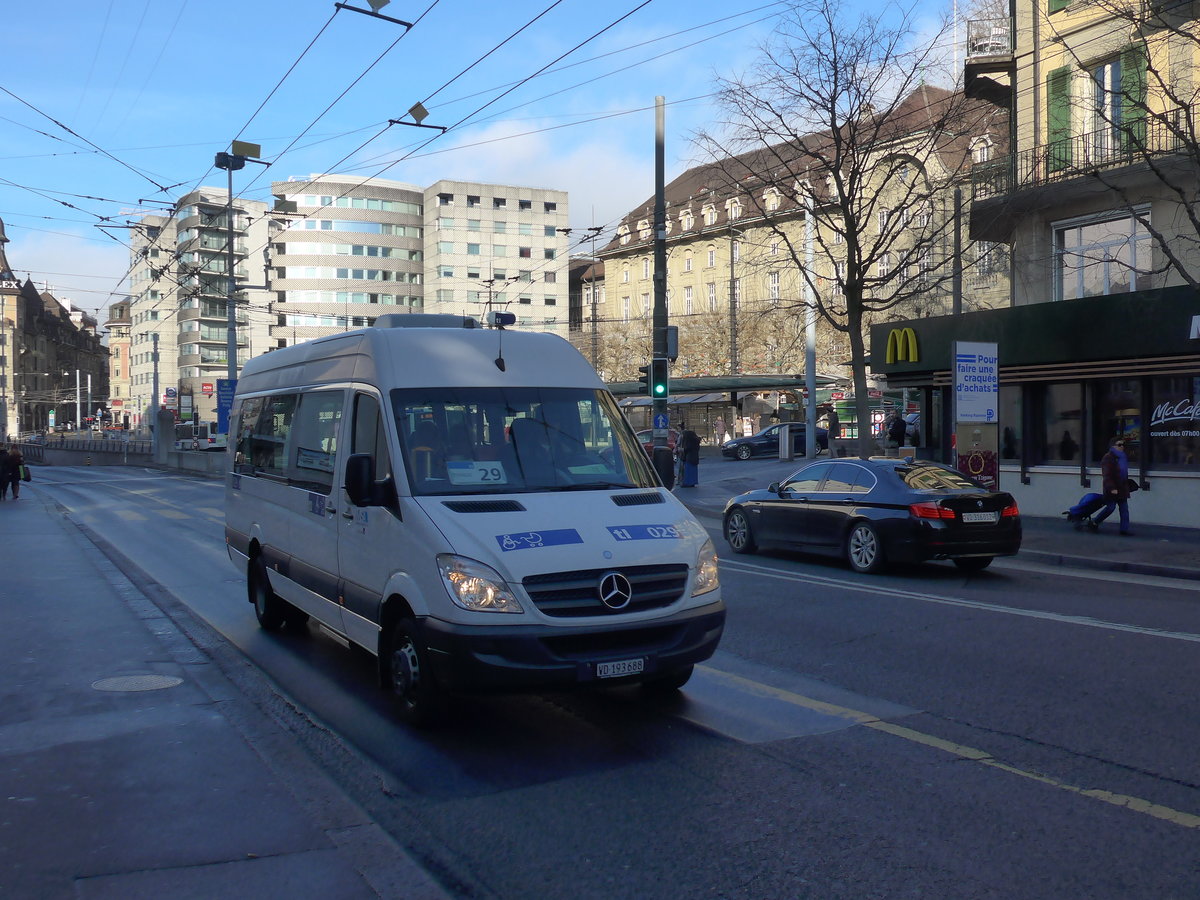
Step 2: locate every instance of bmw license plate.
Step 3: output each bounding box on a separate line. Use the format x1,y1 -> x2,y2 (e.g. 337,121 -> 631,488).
961,511 -> 998,523
596,658 -> 645,678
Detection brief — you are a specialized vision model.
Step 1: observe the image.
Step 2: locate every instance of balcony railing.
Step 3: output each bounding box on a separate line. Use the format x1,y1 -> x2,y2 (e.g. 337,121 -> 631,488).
966,17 -> 1013,58
971,115 -> 1189,200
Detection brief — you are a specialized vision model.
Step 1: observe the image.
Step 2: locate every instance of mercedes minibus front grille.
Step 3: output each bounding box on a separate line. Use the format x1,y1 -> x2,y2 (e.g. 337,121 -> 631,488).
522,564 -> 688,617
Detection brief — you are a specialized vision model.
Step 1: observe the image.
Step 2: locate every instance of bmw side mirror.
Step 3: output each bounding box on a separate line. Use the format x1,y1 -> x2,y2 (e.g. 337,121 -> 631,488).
768,482 -> 781,494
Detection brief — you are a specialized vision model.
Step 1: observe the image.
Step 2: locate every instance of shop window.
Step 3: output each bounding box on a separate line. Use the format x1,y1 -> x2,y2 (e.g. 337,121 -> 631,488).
1148,375 -> 1200,469
1091,378 -> 1142,464
998,385 -> 1022,460
1040,382 -> 1085,463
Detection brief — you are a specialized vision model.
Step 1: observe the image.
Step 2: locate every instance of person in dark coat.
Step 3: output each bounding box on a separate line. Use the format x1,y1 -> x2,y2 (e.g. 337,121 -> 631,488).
1087,437 -> 1132,535
0,446 -> 10,500
2,445 -> 23,500
677,425 -> 701,488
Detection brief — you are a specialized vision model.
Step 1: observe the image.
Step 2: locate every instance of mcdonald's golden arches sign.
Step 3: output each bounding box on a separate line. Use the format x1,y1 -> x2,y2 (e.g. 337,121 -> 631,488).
885,327 -> 919,363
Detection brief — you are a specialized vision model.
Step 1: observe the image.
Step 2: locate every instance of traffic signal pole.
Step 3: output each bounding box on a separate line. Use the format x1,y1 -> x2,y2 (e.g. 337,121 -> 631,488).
651,96 -> 673,488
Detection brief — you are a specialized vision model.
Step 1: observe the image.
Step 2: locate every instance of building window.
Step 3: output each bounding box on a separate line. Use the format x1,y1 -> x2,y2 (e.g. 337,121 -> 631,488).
494,221 -> 507,233
519,247 -> 532,258
707,248 -> 716,268
684,252 -> 693,272
622,266 -> 630,283
642,258 -> 650,279
466,268 -> 480,279
640,293 -> 650,317
493,197 -> 507,209
467,219 -> 480,231
703,207 -> 717,226
770,241 -> 779,256
1148,375 -> 1200,470
684,285 -> 694,315
519,199 -> 532,210
878,253 -> 892,279
768,271 -> 780,300
544,248 -> 556,260
438,193 -> 453,205
439,266 -> 454,278
971,136 -> 993,164
467,243 -> 481,255
544,271 -> 556,283
622,296 -> 631,321
682,211 -> 694,230
728,199 -> 742,220
544,201 -> 557,212
467,195 -> 480,207
1054,209 -> 1151,300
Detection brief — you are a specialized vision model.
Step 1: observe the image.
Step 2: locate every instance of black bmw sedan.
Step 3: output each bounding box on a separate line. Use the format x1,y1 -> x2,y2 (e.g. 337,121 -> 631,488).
722,457 -> 1021,573
721,423 -> 829,460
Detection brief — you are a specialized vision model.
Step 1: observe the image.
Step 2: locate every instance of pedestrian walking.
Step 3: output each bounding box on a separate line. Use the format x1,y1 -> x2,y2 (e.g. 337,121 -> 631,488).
824,405 -> 840,441
1088,437 -> 1133,535
0,445 -> 10,500
3,445 -> 24,500
713,416 -> 728,445
677,425 -> 701,488
883,410 -> 906,452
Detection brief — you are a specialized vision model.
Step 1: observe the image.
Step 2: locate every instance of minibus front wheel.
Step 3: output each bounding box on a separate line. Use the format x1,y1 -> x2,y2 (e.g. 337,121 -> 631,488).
389,619 -> 445,726
249,557 -> 287,631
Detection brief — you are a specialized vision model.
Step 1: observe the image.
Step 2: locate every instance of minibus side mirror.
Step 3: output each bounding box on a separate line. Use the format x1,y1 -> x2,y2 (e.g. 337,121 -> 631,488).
345,453 -> 400,513
345,454 -> 373,506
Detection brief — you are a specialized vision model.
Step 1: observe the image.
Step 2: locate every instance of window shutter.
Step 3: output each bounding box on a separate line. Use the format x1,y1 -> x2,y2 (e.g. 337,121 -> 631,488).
1120,43 -> 1149,150
1047,66 -> 1073,172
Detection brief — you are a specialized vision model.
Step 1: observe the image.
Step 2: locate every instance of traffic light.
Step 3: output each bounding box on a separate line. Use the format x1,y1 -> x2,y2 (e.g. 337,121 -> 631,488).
650,357 -> 670,398
637,363 -> 652,396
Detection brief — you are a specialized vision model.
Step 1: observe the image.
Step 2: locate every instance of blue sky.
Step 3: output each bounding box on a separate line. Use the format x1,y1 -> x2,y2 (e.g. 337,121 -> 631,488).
1,0 -> 800,321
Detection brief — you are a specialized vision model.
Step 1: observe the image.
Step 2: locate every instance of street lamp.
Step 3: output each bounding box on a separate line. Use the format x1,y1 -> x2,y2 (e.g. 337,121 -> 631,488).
214,141 -> 268,385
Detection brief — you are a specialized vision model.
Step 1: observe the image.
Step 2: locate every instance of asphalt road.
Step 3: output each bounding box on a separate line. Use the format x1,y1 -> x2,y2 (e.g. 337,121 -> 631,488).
36,466 -> 1200,899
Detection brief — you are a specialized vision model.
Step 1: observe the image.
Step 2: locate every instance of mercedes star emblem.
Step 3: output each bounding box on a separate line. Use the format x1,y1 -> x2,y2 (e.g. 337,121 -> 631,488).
598,572 -> 633,610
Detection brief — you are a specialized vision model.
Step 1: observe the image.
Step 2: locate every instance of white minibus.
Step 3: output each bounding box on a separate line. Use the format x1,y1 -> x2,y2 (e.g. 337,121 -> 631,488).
224,315 -> 724,723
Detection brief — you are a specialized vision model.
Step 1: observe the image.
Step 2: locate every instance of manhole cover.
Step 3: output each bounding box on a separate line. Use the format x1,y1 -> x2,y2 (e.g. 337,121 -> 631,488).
92,675 -> 184,692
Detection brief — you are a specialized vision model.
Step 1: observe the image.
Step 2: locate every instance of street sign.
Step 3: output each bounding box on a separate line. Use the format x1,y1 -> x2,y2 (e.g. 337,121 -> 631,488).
216,379 -> 237,434
653,413 -> 669,430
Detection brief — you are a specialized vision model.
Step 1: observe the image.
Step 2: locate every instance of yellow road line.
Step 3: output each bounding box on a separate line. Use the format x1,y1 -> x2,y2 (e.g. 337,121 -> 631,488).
699,665 -> 1200,830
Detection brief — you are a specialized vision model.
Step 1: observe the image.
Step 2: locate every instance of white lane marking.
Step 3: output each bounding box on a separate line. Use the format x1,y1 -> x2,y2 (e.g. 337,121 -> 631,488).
720,558 -> 1200,644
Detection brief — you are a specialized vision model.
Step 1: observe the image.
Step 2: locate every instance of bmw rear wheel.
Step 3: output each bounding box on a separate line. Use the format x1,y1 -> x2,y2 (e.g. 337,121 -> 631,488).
724,508 -> 757,554
846,522 -> 886,574
953,556 -> 993,571
736,444 -> 753,460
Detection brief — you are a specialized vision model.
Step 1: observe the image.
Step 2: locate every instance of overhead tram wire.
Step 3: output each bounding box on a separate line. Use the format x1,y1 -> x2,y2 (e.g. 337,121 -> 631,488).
0,85 -> 172,194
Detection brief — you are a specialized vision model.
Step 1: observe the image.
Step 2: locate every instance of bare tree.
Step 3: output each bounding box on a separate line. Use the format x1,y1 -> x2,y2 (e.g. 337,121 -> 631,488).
695,0 -> 1001,455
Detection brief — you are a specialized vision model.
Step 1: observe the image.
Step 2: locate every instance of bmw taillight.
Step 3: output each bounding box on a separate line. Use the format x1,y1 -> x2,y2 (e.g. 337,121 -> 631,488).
1001,502 -> 1020,517
909,501 -> 956,519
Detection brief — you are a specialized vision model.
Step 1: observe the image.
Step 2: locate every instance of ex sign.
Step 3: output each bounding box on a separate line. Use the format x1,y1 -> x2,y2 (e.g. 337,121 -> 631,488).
955,342 -> 998,423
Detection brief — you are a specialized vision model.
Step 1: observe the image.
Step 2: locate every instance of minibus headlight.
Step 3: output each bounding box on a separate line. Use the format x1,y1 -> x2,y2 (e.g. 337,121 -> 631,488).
692,538 -> 720,596
437,555 -> 523,613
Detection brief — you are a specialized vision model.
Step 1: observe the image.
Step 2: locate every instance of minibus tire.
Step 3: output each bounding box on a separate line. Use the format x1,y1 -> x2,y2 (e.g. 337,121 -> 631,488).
389,619 -> 444,726
249,558 -> 287,631
641,664 -> 694,694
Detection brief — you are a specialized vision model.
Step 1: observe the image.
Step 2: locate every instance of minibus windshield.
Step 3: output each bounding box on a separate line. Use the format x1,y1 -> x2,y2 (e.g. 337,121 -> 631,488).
392,387 -> 659,496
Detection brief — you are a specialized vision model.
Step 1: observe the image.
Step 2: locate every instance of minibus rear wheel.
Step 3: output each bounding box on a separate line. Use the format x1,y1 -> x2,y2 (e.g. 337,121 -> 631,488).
389,619 -> 444,726
249,557 -> 287,631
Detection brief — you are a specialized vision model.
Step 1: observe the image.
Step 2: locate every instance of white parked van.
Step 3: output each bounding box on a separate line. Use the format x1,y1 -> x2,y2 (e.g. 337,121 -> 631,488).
224,315 -> 724,723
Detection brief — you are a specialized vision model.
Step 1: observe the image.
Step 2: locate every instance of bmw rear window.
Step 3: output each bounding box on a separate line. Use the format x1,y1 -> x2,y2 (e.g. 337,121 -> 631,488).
896,464 -> 982,491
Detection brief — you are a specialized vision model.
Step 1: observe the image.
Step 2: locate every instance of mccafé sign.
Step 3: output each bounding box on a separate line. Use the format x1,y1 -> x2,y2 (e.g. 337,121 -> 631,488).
885,327 -> 919,364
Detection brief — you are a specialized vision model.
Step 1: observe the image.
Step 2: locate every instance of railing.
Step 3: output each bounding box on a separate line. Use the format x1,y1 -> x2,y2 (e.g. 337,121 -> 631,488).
966,17 -> 1013,58
971,114 -> 1189,199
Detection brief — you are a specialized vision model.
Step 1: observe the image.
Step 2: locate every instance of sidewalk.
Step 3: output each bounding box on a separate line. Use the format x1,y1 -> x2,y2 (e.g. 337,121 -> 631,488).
677,448 -> 1200,580
0,488 -> 449,899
